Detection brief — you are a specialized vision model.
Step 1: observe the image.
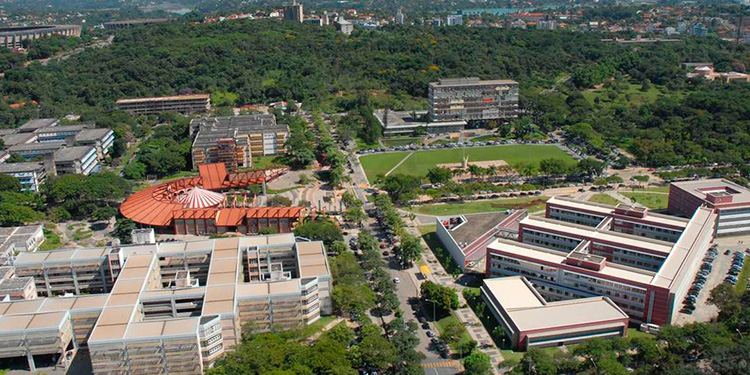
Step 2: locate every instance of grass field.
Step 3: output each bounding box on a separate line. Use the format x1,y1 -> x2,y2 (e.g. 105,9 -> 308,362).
420,224 -> 462,275
622,192 -> 669,210
360,145 -> 574,181
409,196 -> 549,216
588,193 -> 620,206
736,257 -> 750,292
581,82 -> 681,107
434,313 -> 473,351
384,137 -> 420,147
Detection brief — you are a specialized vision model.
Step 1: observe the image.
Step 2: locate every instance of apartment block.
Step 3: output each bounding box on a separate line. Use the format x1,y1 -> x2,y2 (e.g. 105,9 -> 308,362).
0,162 -> 48,192
53,145 -> 99,176
190,115 -> 288,171
116,94 -> 211,115
1,234 -> 332,373
428,77 -> 519,122
0,25 -> 81,49
668,179 -> 750,236
486,198 -> 717,325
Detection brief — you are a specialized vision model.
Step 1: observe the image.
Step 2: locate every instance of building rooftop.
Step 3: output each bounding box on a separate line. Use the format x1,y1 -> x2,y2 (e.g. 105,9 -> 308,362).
0,162 -> 45,174
53,145 -> 95,162
373,109 -> 466,130
116,94 -> 210,104
7,141 -> 64,153
482,276 -> 629,332
671,178 -> 750,206
547,196 -> 688,229
0,132 -> 36,147
74,128 -> 113,142
429,77 -> 519,87
18,118 -> 58,132
36,125 -> 87,134
191,115 -> 287,147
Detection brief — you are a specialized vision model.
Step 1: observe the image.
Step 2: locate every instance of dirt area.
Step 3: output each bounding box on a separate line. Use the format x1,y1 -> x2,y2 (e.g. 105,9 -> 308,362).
41,220 -> 114,251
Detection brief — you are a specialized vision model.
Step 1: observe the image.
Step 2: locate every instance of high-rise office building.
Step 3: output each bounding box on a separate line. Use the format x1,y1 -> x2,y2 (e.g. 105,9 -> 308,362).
446,14 -> 463,26
284,0 -> 304,23
428,77 -> 519,122
395,9 -> 405,25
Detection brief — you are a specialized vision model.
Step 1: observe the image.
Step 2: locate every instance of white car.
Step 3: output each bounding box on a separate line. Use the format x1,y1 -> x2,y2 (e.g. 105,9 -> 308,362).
393,277 -> 400,284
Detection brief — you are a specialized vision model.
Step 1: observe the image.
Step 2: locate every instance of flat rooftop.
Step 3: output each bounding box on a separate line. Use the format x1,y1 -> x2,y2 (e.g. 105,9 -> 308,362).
671,178 -> 750,206
8,141 -> 64,153
487,239 -> 656,285
547,196 -> 688,229
18,118 -> 58,132
373,109 -> 466,130
483,276 -> 628,332
116,94 -> 210,104
0,162 -> 45,174
53,145 -> 95,162
75,128 -> 113,142
0,132 -> 36,147
521,215 -> 675,255
430,77 -> 518,87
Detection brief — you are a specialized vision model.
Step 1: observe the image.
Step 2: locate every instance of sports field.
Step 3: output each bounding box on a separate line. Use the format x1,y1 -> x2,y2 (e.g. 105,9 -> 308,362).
359,145 -> 574,181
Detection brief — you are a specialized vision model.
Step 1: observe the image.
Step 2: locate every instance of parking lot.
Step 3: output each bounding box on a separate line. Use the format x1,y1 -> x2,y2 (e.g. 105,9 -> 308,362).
673,243 -> 744,325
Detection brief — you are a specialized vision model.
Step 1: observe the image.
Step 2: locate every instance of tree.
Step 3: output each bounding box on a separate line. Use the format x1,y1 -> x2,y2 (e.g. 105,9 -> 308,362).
498,122 -> 513,138
113,218 -> 136,244
539,158 -> 569,179
0,203 -> 42,226
577,158 -> 605,180
293,218 -> 343,247
381,174 -> 422,204
464,351 -> 492,375
0,174 -> 21,192
354,325 -> 397,371
396,234 -> 422,268
342,192 -> 364,227
5,153 -> 26,163
267,195 -> 292,207
420,281 -> 459,317
427,167 -> 453,185
632,175 -> 649,186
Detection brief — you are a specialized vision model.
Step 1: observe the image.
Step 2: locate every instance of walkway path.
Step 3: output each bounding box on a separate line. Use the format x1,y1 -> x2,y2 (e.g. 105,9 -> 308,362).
384,151 -> 414,177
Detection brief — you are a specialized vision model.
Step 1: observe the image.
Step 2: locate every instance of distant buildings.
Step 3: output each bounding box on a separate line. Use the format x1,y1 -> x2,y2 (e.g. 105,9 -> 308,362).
0,25 -> 81,49
335,18 -> 353,35
395,9 -> 405,25
0,224 -> 45,262
0,119 -> 114,183
284,0 -> 304,23
481,276 -> 629,350
446,14 -> 463,26
190,115 -> 288,171
537,19 -> 557,30
428,77 -> 519,123
116,94 -> 211,115
685,64 -> 750,84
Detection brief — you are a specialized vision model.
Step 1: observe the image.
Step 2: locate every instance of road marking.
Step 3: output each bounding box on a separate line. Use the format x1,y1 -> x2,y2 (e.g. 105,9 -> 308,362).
420,265 -> 432,274
421,360 -> 460,368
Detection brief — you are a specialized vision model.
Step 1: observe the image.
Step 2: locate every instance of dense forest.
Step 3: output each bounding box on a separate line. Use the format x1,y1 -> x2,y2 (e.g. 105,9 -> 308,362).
2,20 -> 750,166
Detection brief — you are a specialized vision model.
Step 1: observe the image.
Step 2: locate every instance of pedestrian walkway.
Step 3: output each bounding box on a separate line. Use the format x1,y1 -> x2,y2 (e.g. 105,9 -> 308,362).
421,360 -> 461,369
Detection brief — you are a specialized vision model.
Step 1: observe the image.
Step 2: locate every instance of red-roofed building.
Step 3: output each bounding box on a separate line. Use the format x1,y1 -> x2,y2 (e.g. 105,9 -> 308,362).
120,163 -> 302,235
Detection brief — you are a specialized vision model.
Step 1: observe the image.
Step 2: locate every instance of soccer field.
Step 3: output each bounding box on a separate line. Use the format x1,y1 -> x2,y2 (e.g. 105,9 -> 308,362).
359,145 -> 575,181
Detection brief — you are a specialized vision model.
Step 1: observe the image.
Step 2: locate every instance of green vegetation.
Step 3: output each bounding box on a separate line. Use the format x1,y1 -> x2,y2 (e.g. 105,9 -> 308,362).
360,151 -> 410,181
420,224 -> 462,276
736,258 -> 750,292
251,155 -> 285,169
72,228 -> 93,242
408,196 -> 548,216
384,137 -> 420,147
622,192 -> 669,210
40,228 -> 62,251
588,193 -> 621,206
434,313 -> 473,351
581,82 -> 677,108
361,145 -> 573,181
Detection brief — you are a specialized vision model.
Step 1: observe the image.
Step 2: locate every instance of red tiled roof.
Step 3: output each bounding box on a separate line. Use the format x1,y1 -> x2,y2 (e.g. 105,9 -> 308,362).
120,163 -> 297,227
199,163 -> 228,191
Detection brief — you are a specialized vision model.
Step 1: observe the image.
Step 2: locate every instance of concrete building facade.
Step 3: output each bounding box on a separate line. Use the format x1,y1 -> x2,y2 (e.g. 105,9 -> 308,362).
116,94 -> 211,115
486,197 -> 717,325
1,234 -> 332,373
668,179 -> 750,236
428,77 -> 519,122
0,25 -> 81,49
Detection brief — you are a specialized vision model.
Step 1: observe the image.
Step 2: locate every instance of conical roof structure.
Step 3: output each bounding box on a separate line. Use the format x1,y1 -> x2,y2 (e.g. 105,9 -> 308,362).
176,187 -> 226,209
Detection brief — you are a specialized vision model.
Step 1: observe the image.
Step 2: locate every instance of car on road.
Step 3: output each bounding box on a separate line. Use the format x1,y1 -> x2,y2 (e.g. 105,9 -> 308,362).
382,251 -> 389,256
725,249 -> 732,255
393,277 -> 400,284
422,322 -> 430,329
379,243 -> 386,249
426,330 -> 436,337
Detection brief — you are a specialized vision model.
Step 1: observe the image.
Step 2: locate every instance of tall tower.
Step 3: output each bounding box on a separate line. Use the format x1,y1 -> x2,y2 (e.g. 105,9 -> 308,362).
396,8 -> 405,25
284,0 -> 304,23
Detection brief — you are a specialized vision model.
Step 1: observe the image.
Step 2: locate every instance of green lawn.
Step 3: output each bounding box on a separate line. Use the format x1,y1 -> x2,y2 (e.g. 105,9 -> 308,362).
434,313 -> 473,351
622,192 -> 669,210
360,145 -> 574,181
582,82 -> 679,108
267,185 -> 302,194
627,328 -> 657,341
355,137 -> 381,150
588,193 -> 620,206
624,185 -> 669,193
252,155 -> 286,169
735,257 -> 750,292
359,151 -> 410,180
40,229 -> 62,251
384,137 -> 420,147
408,196 -> 549,216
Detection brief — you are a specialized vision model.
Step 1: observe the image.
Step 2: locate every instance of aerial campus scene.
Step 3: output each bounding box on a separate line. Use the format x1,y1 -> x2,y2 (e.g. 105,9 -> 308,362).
2,1 -> 750,375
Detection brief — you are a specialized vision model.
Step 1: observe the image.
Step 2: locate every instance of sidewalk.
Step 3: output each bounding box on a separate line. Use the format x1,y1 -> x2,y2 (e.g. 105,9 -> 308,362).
406,226 -> 505,374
